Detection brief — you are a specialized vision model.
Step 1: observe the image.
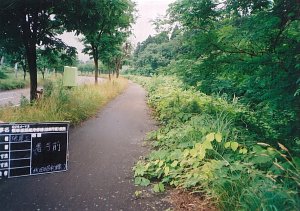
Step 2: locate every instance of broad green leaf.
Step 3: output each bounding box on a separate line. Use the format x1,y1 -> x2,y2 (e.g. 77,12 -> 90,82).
153,182 -> 165,192
140,178 -> 150,186
203,140 -> 213,150
158,182 -> 165,192
194,143 -> 202,150
145,163 -> 150,170
239,148 -> 247,154
198,148 -> 206,160
215,133 -> 222,142
135,177 -> 150,186
224,142 -> 231,148
158,160 -> 164,167
164,166 -> 170,176
153,184 -> 160,193
171,160 -> 179,167
180,160 -> 186,167
183,149 -> 190,157
134,163 -> 147,176
231,142 -> 239,151
134,177 -> 142,185
190,149 -> 197,157
206,133 -> 215,142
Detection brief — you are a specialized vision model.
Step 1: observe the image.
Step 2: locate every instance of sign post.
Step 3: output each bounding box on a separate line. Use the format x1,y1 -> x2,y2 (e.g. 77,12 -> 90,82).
63,66 -> 78,87
0,122 -> 69,179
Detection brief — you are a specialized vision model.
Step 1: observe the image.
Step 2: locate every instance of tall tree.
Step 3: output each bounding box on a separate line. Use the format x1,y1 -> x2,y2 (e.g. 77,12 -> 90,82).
37,45 -> 77,79
0,1 -> 76,101
167,0 -> 300,141
62,0 -> 135,83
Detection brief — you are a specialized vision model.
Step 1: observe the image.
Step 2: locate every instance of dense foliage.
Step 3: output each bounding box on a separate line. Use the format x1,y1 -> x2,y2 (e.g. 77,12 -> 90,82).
62,0 -> 134,82
129,0 -> 300,209
0,0 -> 134,99
131,0 -> 300,146
0,0 -> 78,100
130,76 -> 300,210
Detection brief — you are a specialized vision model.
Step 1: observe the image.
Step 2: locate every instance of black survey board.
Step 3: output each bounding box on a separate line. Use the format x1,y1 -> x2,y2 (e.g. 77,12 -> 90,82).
0,122 -> 69,179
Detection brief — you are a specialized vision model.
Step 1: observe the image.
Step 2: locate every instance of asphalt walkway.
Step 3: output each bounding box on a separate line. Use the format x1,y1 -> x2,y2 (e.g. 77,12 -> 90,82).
0,82 -> 169,210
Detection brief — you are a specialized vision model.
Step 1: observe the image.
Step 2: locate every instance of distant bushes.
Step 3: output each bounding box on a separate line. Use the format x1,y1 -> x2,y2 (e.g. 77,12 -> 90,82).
0,78 -> 26,90
0,69 -> 7,79
129,75 -> 300,210
0,66 -> 28,90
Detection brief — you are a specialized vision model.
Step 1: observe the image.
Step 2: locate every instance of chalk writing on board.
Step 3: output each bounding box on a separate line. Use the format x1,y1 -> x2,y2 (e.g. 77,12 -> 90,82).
10,134 -> 31,142
33,141 -> 62,155
0,122 -> 69,179
0,162 -> 8,168
0,153 -> 8,159
32,164 -> 66,174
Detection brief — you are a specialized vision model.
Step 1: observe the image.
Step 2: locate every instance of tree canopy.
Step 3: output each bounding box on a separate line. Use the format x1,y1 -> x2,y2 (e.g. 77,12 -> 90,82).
62,0 -> 135,82
130,0 -> 300,143
0,0 -> 135,99
0,0 -> 76,100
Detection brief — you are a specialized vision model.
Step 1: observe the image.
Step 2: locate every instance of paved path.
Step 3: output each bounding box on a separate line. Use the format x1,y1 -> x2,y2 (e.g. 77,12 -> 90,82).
0,82 -> 169,210
0,76 -> 105,106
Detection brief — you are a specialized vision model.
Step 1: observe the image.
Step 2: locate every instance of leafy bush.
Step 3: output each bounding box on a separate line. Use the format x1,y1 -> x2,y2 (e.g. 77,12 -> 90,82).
129,75 -> 300,210
0,68 -> 29,90
0,78 -> 26,90
0,69 -> 7,79
43,79 -> 54,97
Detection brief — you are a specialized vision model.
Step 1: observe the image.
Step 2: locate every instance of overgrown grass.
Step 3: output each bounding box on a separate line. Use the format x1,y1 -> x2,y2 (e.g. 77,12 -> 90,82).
0,78 -> 128,125
128,75 -> 300,210
0,71 -> 29,90
0,66 -> 49,90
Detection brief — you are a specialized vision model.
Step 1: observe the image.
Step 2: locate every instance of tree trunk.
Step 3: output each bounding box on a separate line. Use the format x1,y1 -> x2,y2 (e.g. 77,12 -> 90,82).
21,61 -> 26,80
14,62 -> 18,78
115,58 -> 121,78
26,44 -> 38,101
0,56 -> 4,66
42,67 -> 45,79
21,10 -> 38,101
94,57 -> 98,84
92,45 -> 98,84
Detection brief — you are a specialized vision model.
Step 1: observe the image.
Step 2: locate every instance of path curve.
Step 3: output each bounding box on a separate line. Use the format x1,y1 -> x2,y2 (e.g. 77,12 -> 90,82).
0,82 -> 169,210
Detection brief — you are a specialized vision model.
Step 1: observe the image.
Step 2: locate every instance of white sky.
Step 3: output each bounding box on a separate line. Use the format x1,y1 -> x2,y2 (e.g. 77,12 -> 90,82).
59,0 -> 175,62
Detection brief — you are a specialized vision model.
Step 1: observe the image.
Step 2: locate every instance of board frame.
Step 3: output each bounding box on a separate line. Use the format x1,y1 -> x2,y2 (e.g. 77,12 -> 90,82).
0,122 -> 69,179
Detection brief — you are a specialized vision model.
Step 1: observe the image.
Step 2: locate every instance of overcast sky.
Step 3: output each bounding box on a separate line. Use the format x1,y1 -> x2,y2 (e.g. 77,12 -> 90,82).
59,0 -> 175,62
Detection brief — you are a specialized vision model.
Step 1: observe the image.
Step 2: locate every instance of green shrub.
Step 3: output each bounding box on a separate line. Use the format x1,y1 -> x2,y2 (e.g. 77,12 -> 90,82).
0,69 -> 7,79
130,75 -> 300,210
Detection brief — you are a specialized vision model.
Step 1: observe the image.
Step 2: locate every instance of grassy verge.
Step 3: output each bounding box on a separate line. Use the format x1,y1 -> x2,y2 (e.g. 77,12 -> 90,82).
0,78 -> 128,125
0,70 -> 50,91
0,72 -> 29,90
128,75 -> 300,210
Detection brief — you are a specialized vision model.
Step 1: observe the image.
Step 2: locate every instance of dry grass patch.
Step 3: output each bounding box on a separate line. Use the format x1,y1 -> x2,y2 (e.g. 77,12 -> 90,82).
0,78 -> 128,125
167,189 -> 217,211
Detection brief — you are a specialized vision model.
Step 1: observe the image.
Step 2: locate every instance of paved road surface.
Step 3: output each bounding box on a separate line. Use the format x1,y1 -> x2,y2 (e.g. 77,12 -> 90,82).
0,76 -> 104,106
0,82 -> 169,210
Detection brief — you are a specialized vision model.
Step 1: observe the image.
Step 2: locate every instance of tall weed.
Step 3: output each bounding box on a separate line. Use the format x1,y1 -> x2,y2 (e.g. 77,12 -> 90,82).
0,78 -> 128,125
